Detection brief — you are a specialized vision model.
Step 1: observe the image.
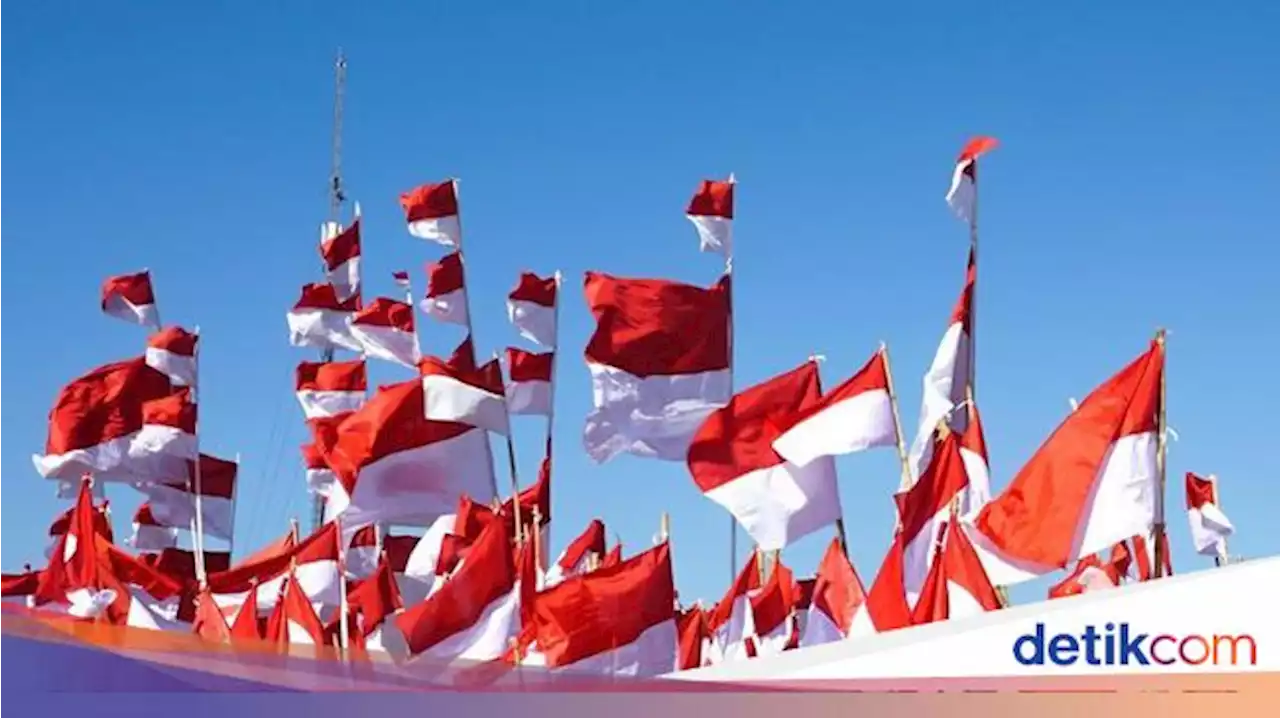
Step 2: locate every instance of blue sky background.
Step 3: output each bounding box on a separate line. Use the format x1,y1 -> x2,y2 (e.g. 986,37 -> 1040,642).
4,1 -> 1278,606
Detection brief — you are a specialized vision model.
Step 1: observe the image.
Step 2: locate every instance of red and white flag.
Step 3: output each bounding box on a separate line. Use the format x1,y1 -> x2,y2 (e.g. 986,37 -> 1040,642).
1048,550 -> 1126,599
958,402 -> 992,516
853,433 -> 971,637
688,361 -> 841,551
908,248 -> 975,483
393,270 -> 411,293
301,440 -> 339,499
209,523 -> 343,616
316,378 -> 497,530
295,360 -> 367,419
748,561 -> 796,657
101,271 -> 159,329
320,210 -> 362,302
771,348 -> 897,467
504,348 -> 553,416
1132,530 -> 1174,581
1186,473 -> 1234,560
583,271 -> 732,463
419,354 -> 510,435
421,252 -> 470,326
543,519 -> 606,587
126,389 -> 199,472
287,283 -> 363,352
32,357 -> 176,481
145,326 -> 199,387
910,520 -> 1003,625
351,298 -> 421,368
400,180 -> 461,248
46,498 -> 114,559
522,542 -> 678,679
801,538 -> 868,648
945,136 -> 998,223
130,503 -> 179,551
686,176 -> 734,258
967,340 -> 1164,585
508,272 -> 559,348
267,572 -> 331,651
393,518 -> 520,669
705,552 -> 761,663
136,454 -> 238,541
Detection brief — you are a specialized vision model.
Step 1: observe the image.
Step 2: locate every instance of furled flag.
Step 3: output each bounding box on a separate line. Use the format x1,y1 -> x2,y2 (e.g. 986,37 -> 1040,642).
687,176 -> 735,258
393,270 -> 411,290
315,378 -> 497,530
966,339 -> 1164,586
422,253 -> 470,326
945,136 -> 998,223
400,180 -> 461,248
351,298 -> 421,368
508,272 -> 559,348
907,248 -> 974,484
748,561 -> 796,657
583,271 -> 732,463
688,361 -> 841,551
145,327 -> 199,387
957,402 -> 992,517
101,270 -> 159,329
320,208 -> 362,302
771,348 -> 897,467
504,348 -> 553,416
287,283 -> 363,352
295,361 -> 367,419
1186,473 -> 1234,560
704,553 -> 761,663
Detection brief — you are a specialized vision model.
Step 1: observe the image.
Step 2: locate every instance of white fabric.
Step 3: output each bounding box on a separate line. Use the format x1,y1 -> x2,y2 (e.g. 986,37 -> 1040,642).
901,506 -> 951,606
703,456 -> 841,552
946,161 -> 976,222
800,604 -> 846,648
772,388 -> 895,467
213,558 -> 341,615
131,523 -> 179,551
506,379 -> 552,416
306,465 -> 338,498
145,347 -> 196,387
408,216 -> 461,248
327,257 -> 361,304
332,430 -> 496,530
507,299 -> 556,348
421,287 -> 469,326
422,374 -> 510,435
124,588 -> 186,631
140,484 -> 234,540
351,324 -> 420,368
287,308 -> 363,352
34,432 -> 187,483
103,297 -> 158,329
907,321 -> 969,483
296,390 -> 365,420
414,588 -> 521,667
521,619 -> 678,680
959,446 -> 991,518
1189,503 -> 1234,558
583,362 -> 731,463
967,431 -> 1159,586
688,215 -> 732,258
710,596 -> 755,664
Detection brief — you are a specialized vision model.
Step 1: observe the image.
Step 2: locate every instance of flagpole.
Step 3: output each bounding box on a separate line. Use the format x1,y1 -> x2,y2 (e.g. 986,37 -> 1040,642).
543,271 -> 563,560
191,326 -> 208,587
725,255 -> 738,585
968,162 -> 979,399
494,349 -> 524,546
879,342 -> 914,491
1153,328 -> 1169,578
1210,473 -> 1227,566
230,452 -> 241,561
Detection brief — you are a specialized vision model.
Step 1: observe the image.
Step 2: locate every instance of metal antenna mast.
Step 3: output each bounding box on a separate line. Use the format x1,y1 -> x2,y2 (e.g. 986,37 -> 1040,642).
312,50 -> 348,533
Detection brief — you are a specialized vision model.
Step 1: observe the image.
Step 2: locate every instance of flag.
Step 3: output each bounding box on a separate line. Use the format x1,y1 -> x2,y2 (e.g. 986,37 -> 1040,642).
286,283 -> 363,352
101,271 -> 159,328
1186,472 -> 1234,560
351,298 -> 420,368
687,177 -> 735,257
400,180 -> 461,247
945,136 -> 998,222
771,348 -> 896,467
508,272 -> 558,348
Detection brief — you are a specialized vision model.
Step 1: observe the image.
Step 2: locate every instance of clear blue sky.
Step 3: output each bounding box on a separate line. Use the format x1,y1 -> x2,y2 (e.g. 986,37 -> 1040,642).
4,2 -> 1278,606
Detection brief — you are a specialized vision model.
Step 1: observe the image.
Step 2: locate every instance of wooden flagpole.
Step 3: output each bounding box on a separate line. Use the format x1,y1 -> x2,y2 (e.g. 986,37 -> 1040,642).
543,271 -> 563,561
879,342 -> 914,492
1153,328 -> 1169,578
